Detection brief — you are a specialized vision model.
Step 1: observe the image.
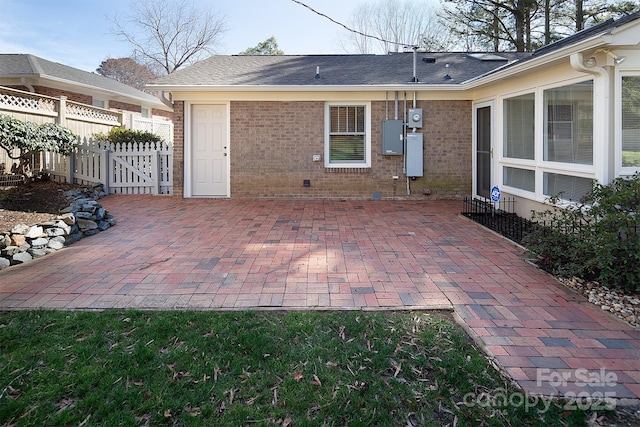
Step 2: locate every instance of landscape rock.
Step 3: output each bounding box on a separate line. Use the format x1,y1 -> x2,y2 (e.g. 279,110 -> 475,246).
28,248 -> 47,258
0,183 -> 116,270
11,224 -> 29,235
10,234 -> 26,246
25,225 -> 44,239
562,276 -> 639,329
30,237 -> 49,248
48,237 -> 65,250
77,218 -> 98,231
58,213 -> 75,225
12,252 -> 33,264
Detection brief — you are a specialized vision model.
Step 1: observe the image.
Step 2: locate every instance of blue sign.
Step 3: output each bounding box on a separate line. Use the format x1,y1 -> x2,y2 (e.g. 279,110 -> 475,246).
490,186 -> 501,203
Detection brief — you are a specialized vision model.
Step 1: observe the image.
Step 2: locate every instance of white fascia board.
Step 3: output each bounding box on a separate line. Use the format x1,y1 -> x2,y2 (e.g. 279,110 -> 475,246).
39,75 -> 169,110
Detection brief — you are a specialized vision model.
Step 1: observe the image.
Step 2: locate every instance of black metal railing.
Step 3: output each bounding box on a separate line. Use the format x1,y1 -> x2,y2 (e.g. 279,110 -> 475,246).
461,197 -> 534,245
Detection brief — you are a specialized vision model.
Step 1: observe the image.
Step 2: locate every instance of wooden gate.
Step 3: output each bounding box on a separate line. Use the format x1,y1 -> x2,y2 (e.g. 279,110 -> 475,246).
45,139 -> 173,195
109,141 -> 173,195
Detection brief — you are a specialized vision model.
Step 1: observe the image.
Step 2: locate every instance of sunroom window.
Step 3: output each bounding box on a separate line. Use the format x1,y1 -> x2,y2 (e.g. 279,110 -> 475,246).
622,76 -> 640,168
544,81 -> 593,165
326,104 -> 370,167
503,166 -> 535,192
543,172 -> 592,202
503,93 -> 535,159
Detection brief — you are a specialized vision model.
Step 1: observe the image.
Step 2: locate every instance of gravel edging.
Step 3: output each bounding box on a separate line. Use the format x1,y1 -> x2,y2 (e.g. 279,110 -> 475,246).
560,276 -> 640,329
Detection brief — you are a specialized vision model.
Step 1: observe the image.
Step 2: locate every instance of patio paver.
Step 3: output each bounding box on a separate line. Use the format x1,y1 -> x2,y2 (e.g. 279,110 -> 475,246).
0,196 -> 638,402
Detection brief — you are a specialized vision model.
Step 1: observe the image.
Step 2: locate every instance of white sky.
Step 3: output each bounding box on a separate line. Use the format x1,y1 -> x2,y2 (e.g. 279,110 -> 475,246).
0,0 -> 435,72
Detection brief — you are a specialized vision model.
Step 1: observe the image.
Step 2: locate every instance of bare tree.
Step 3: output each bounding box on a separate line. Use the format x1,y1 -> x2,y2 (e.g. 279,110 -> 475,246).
111,0 -> 226,75
342,0 -> 453,54
96,58 -> 157,91
441,0 -> 540,52
442,0 -> 639,52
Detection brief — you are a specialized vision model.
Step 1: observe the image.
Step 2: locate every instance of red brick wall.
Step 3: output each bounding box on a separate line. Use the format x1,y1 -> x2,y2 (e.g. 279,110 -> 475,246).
31,86 -> 92,105
152,108 -> 173,119
173,99 -> 472,199
172,101 -> 185,198
109,100 -> 141,113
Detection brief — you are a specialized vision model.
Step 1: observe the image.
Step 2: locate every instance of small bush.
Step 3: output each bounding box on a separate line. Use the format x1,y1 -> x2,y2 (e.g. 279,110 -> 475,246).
0,114 -> 76,179
93,127 -> 162,147
523,173 -> 640,292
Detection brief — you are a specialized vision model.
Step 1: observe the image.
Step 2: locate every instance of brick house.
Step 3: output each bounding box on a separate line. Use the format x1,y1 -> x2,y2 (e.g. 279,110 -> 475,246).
0,54 -> 173,127
149,12 -> 640,217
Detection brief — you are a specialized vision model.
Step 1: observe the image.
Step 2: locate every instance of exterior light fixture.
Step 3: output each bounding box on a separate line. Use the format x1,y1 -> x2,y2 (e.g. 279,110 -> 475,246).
594,49 -> 627,66
606,51 -> 626,65
583,56 -> 597,68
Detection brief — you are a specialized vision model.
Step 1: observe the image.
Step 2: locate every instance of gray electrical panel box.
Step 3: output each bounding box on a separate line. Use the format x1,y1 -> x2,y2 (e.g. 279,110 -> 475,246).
381,120 -> 403,155
408,108 -> 423,128
406,133 -> 423,177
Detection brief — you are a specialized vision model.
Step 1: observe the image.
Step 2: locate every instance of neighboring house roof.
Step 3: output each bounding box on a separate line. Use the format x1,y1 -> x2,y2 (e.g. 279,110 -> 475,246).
150,52 -> 530,88
150,10 -> 640,92
0,53 -> 171,111
532,10 -> 640,58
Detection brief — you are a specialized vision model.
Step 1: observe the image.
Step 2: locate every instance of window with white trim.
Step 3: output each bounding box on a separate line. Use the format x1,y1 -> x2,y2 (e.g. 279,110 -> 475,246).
543,81 -> 593,165
543,172 -> 593,202
503,93 -> 535,159
325,103 -> 371,167
622,76 -> 640,169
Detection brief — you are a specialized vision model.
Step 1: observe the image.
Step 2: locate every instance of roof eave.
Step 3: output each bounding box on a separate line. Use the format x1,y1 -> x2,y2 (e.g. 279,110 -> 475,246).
146,83 -> 465,92
462,31 -> 615,88
34,75 -> 171,110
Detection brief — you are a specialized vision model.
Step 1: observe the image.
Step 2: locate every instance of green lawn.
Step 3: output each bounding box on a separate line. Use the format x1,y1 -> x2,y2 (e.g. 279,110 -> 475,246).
0,310 -> 598,426
622,150 -> 640,167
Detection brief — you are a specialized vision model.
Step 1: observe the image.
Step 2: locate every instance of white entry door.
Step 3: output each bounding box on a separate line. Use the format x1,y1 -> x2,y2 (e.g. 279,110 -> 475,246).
191,105 -> 228,196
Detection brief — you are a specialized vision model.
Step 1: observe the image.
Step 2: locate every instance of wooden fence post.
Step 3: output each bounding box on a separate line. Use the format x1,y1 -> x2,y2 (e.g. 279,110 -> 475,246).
101,148 -> 110,194
69,143 -> 76,184
57,96 -> 67,127
152,150 -> 160,195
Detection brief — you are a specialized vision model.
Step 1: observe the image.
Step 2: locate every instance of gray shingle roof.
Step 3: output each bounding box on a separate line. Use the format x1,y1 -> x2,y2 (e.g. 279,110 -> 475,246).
0,53 -> 167,107
150,52 -> 530,87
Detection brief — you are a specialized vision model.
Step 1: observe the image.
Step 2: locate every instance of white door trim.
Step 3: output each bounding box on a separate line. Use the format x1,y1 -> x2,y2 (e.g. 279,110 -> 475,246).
183,102 -> 230,198
472,100 -> 495,200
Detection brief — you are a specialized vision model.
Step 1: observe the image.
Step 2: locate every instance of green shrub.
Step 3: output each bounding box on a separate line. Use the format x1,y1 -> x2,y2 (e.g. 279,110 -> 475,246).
0,114 -> 76,178
93,127 -> 162,147
523,172 -> 640,292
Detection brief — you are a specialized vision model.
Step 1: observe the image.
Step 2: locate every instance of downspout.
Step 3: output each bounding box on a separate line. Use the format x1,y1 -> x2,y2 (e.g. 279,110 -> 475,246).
159,90 -> 174,109
20,77 -> 35,93
569,52 -> 610,183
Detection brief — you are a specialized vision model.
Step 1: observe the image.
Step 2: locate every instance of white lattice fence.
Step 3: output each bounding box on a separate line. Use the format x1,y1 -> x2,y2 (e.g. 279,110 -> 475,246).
131,115 -> 173,143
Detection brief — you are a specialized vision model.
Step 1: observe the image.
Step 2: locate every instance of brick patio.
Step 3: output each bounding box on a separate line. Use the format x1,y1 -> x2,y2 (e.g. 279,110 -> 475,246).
1,196 -> 638,401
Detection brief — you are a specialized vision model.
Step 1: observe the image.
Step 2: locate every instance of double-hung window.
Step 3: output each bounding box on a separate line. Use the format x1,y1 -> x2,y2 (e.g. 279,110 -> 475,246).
543,81 -> 593,165
502,93 -> 536,193
325,103 -> 371,168
622,76 -> 640,170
